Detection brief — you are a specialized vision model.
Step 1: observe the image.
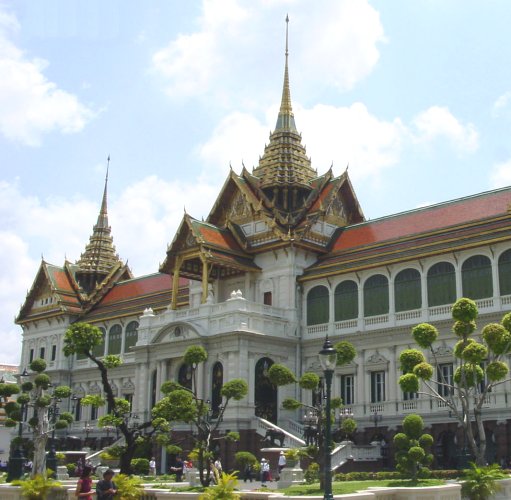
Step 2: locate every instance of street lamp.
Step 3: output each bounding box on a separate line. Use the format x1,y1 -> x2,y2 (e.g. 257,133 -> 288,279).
7,368 -> 28,482
319,336 -> 336,500
371,410 -> 382,439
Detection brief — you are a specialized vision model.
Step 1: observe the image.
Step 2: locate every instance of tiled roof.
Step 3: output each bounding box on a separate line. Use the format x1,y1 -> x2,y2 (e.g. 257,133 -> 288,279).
192,221 -> 242,252
98,273 -> 183,305
330,187 -> 511,252
84,273 -> 188,321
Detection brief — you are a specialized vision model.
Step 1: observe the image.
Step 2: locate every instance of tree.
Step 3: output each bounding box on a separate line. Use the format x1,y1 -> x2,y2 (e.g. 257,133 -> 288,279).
152,345 -> 248,486
267,340 -> 356,489
63,322 -> 169,474
393,414 -> 433,481
3,359 -> 73,478
399,298 -> 511,466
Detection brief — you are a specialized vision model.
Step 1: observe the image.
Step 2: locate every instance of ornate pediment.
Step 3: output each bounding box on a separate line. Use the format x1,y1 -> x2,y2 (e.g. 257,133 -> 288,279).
89,382 -> 101,394
366,352 -> 389,365
122,379 -> 135,392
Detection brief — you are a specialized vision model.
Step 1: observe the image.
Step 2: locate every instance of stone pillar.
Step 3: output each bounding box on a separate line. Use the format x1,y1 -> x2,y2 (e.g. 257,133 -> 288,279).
201,255 -> 209,304
357,350 -> 365,411
491,255 -> 500,303
358,280 -> 364,330
455,258 -> 463,298
388,347 -> 397,407
421,268 -> 428,317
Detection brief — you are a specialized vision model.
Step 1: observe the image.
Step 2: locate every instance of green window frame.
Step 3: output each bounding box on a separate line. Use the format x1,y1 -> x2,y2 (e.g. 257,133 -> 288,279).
427,262 -> 456,307
107,324 -> 122,355
462,255 -> 493,300
334,280 -> 358,321
307,285 -> 330,325
499,249 -> 511,296
124,321 -> 139,353
395,268 -> 421,312
363,275 -> 389,317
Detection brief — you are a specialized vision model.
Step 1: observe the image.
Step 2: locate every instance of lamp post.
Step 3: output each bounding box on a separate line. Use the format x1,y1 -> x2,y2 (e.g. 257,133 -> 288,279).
7,368 -> 28,482
319,336 -> 336,500
371,410 -> 382,439
46,392 -> 62,477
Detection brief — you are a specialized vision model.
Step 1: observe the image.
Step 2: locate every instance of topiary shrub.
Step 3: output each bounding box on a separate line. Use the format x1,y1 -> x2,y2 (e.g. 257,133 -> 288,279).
131,458 -> 150,475
394,414 -> 433,480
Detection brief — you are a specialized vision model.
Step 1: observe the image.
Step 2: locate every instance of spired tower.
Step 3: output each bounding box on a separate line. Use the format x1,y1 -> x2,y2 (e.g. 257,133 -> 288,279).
75,160 -> 123,294
252,16 -> 317,217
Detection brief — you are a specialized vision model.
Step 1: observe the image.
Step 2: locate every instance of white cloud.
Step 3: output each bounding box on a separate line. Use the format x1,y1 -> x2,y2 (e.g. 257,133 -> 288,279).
493,91 -> 511,117
412,106 -> 479,154
490,159 -> 511,188
151,0 -> 385,101
199,102 -> 405,182
0,6 -> 94,146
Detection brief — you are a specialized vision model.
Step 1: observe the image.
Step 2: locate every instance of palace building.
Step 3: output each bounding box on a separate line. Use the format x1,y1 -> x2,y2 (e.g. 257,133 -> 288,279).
15,24 -> 511,471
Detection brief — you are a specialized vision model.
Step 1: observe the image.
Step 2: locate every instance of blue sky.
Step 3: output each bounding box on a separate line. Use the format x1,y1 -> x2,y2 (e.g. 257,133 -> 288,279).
1,0 -> 511,364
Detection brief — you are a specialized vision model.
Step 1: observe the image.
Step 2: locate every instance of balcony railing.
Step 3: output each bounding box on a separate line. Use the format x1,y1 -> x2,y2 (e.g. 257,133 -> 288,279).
307,295 -> 511,337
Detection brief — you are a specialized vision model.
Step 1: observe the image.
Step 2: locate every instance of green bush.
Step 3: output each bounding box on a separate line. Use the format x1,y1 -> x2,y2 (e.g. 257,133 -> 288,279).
304,463 -> 320,484
131,458 -> 150,475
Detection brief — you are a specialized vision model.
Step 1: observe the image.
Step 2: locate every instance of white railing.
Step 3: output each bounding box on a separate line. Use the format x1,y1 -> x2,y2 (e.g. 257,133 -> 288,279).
307,323 -> 329,334
476,298 -> 494,309
401,400 -> 418,411
364,315 -> 389,326
429,304 -> 451,316
285,419 -> 304,437
335,319 -> 357,330
395,310 -> 422,321
502,295 -> 511,305
255,417 -> 305,447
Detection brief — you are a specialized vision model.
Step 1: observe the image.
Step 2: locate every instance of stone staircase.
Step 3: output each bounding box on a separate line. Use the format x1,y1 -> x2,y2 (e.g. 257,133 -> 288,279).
255,417 -> 381,471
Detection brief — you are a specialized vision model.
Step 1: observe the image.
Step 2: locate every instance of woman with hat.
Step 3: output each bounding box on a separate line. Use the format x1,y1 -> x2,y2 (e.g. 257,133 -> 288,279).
260,458 -> 270,486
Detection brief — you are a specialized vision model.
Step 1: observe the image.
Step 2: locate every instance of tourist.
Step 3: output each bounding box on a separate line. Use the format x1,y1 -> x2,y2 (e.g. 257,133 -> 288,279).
149,456 -> 156,476
260,458 -> 270,486
242,463 -> 253,482
96,469 -> 117,499
278,451 -> 286,473
75,465 -> 94,499
170,456 -> 184,482
214,457 -> 223,474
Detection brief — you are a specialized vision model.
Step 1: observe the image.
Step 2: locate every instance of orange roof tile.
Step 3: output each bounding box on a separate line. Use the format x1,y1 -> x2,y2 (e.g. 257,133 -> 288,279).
331,187 -> 511,252
195,224 -> 241,251
99,273 -> 183,305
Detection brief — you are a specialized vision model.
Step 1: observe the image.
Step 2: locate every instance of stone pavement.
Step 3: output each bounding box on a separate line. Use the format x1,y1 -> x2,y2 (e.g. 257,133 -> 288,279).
237,479 -> 280,491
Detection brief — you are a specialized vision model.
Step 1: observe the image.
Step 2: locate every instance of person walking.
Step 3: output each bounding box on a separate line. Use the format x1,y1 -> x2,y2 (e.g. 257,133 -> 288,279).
149,457 -> 156,476
75,465 -> 94,499
278,451 -> 286,473
260,458 -> 270,487
96,469 -> 117,499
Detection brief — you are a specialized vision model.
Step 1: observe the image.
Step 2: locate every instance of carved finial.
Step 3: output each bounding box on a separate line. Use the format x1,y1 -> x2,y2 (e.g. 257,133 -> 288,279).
346,163 -> 349,172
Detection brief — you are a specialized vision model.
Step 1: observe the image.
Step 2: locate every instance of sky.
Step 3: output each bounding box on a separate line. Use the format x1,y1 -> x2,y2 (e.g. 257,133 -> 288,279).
1,0 -> 511,364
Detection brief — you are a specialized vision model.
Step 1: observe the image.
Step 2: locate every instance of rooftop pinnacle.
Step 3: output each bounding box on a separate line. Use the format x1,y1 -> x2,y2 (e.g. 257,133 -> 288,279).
76,157 -> 121,292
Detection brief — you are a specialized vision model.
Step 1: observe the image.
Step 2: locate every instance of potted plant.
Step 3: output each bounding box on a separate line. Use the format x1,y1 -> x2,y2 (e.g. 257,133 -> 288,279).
461,462 -> 505,500
284,448 -> 300,468
12,474 -> 63,499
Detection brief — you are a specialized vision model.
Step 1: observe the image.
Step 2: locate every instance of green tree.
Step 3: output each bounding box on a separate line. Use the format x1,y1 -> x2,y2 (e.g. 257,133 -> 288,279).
152,345 -> 248,486
393,414 -> 433,481
4,359 -> 73,479
63,322 -> 169,475
267,340 -> 356,490
399,298 -> 511,466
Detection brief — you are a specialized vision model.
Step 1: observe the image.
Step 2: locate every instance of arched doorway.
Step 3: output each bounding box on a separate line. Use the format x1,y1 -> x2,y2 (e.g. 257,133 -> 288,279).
211,362 -> 223,418
178,364 -> 193,390
435,431 -> 457,469
255,357 -> 277,423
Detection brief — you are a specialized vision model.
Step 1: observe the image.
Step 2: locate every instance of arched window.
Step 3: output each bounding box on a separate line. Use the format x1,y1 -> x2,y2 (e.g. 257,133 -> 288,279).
462,255 -> 493,299
211,362 -> 223,418
124,321 -> 139,353
307,286 -> 329,325
178,364 -> 193,390
334,280 -> 358,321
394,269 -> 421,312
499,249 -> 511,296
107,325 -> 122,355
255,357 -> 277,423
427,262 -> 456,307
363,275 -> 389,317
92,327 -> 106,358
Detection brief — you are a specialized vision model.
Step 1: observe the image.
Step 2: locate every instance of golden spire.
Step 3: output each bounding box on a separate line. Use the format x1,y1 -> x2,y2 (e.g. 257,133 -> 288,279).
76,156 -> 121,293
252,16 -> 316,195
275,15 -> 296,132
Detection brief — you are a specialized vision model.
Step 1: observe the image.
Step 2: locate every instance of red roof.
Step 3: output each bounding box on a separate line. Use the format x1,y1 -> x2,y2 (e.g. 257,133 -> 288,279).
331,188 -> 511,252
99,273 -> 184,305
47,266 -> 75,293
195,223 -> 241,252
309,181 -> 335,212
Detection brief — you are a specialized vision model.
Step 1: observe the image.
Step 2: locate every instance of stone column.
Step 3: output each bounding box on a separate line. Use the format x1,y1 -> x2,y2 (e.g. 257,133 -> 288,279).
455,257 -> 463,298
356,351 -> 365,411
388,347 -> 397,410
